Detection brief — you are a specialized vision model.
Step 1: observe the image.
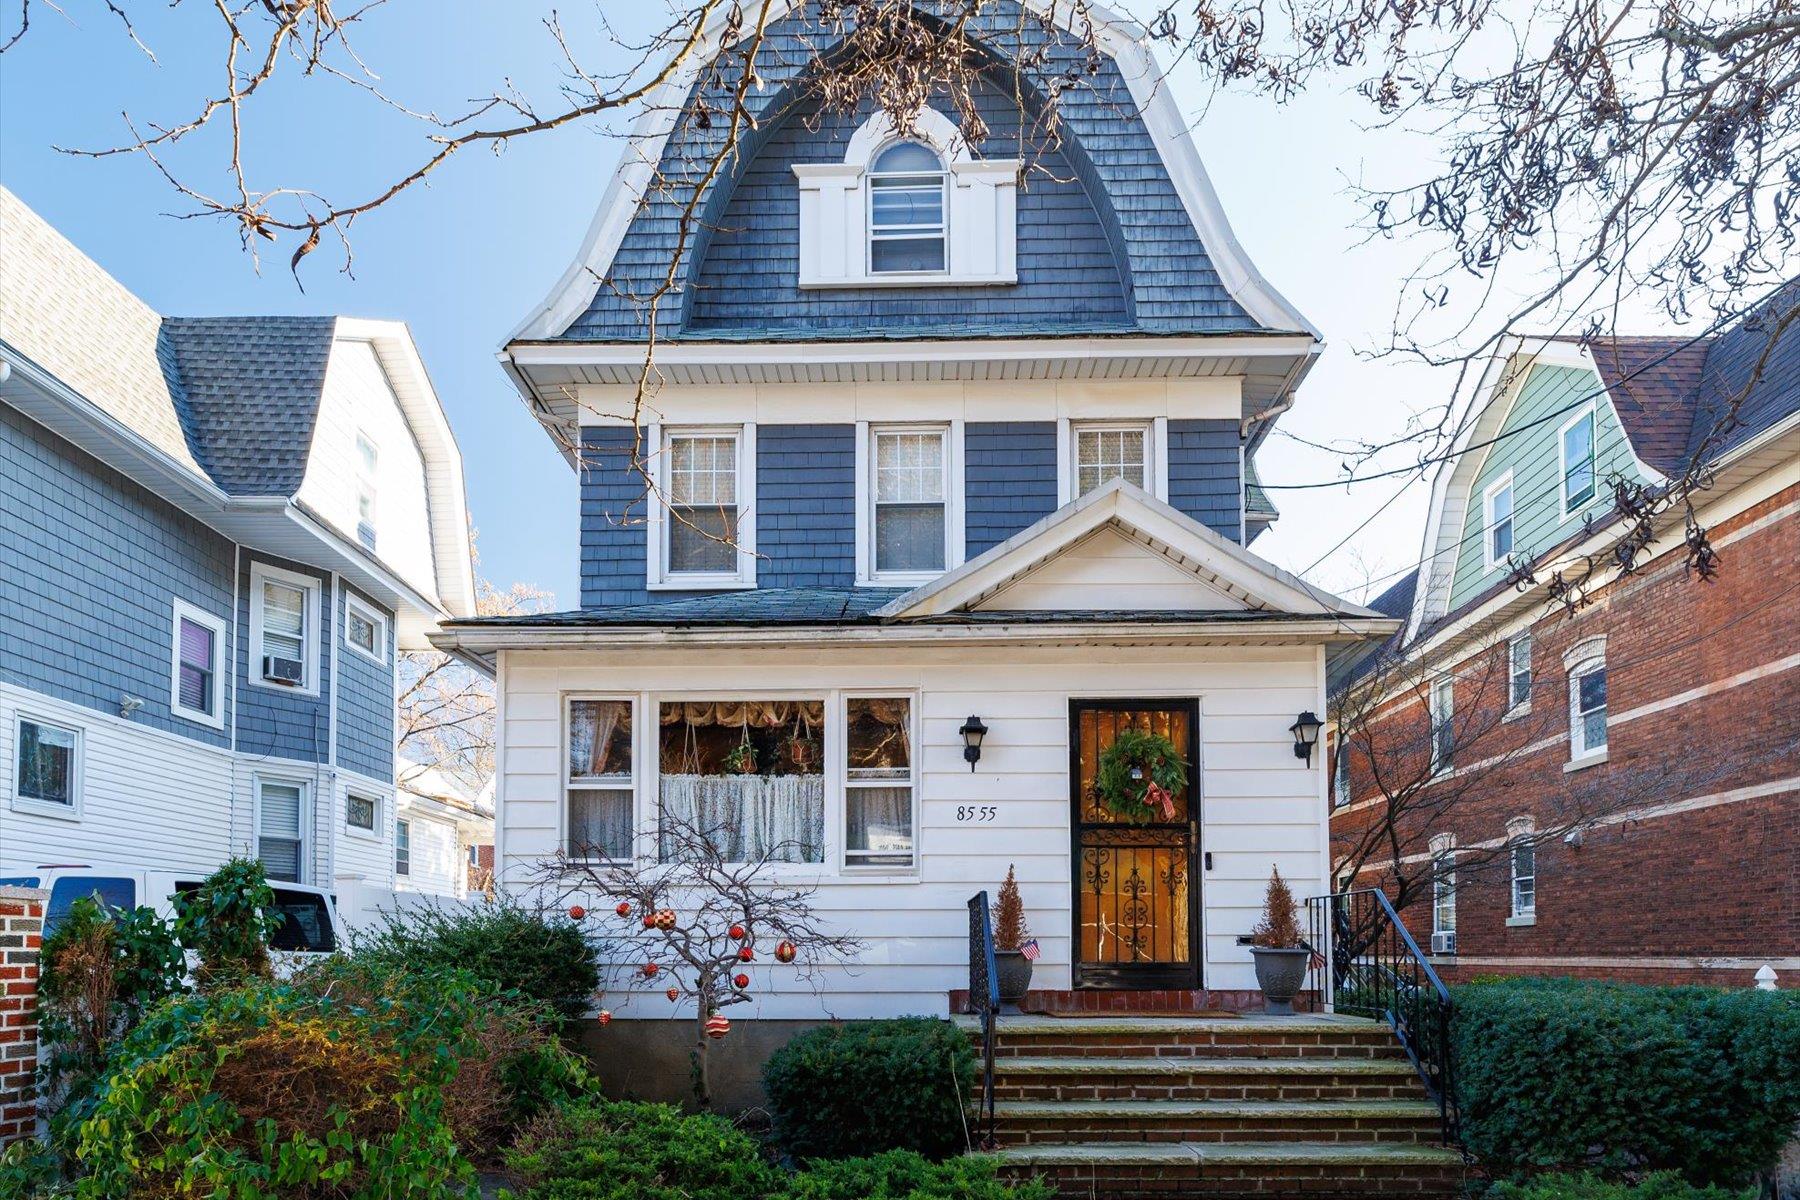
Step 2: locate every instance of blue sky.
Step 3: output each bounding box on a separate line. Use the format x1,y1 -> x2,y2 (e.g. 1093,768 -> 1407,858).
2,2 -> 1510,607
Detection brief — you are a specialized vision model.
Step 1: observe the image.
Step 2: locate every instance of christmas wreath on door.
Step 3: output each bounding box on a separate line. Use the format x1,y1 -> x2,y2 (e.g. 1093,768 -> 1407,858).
1093,727 -> 1188,823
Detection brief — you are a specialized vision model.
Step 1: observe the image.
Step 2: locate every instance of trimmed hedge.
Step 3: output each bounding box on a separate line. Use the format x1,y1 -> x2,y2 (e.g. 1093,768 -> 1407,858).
780,1150 -> 1052,1200
1487,1171 -> 1755,1200
1454,977 -> 1800,1185
762,1018 -> 976,1162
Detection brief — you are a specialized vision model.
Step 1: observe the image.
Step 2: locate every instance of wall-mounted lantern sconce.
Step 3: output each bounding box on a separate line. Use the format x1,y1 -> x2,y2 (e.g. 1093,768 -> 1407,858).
959,715 -> 989,772
1289,711 -> 1324,766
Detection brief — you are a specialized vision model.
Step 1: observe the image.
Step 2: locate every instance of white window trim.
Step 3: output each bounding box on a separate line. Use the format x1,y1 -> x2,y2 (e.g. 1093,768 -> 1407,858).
839,691 -> 921,876
343,592 -> 390,665
865,141 -> 950,279
1481,472 -> 1515,571
248,561 -> 322,695
169,599 -> 228,729
395,817 -> 412,876
1506,816 -> 1537,925
563,694 -> 640,866
252,773 -> 312,885
1059,418 -> 1163,505
645,424 -> 758,590
10,712 -> 83,821
344,790 -> 382,841
1566,653 -> 1609,765
1558,405 -> 1598,521
1429,677 -> 1455,776
855,420 -> 964,587
1505,631 -> 1533,718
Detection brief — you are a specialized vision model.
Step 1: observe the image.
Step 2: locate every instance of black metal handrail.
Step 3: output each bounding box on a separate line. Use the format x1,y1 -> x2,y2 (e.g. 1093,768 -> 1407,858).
966,891 -> 1000,1151
1305,889 -> 1459,1146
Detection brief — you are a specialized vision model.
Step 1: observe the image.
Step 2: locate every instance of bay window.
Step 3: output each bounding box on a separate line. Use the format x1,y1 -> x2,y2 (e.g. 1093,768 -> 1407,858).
658,699 -> 825,864
845,697 -> 915,869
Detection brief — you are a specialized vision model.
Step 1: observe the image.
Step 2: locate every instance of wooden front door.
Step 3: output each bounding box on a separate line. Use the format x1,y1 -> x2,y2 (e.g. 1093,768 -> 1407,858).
1071,700 -> 1201,989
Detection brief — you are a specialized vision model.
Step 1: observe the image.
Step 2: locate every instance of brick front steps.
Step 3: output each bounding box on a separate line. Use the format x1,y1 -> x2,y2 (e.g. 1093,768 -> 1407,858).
956,1014 -> 1465,1198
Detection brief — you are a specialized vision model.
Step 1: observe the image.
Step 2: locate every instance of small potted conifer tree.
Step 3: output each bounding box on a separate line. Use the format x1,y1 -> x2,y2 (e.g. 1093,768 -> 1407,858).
992,865 -> 1033,1007
1248,867 -> 1309,1014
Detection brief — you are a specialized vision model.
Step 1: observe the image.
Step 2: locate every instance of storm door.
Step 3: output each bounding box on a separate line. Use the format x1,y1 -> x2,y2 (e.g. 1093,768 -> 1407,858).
1070,700 -> 1201,989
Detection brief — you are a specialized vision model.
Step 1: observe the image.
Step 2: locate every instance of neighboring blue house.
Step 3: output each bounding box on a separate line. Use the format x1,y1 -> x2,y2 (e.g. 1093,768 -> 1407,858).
0,187 -> 478,903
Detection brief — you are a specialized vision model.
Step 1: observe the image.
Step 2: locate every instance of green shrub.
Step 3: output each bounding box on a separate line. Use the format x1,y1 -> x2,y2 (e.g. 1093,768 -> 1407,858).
1487,1171 -> 1755,1200
1454,977 -> 1800,1186
777,1150 -> 1053,1200
502,1099 -> 784,1200
73,963 -> 581,1199
762,1018 -> 975,1162
0,1140 -> 62,1199
173,856 -> 287,990
352,898 -> 599,1027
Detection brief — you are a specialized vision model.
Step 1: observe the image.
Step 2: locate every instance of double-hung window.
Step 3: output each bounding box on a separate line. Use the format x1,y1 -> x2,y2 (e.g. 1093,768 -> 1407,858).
251,564 -> 318,691
1508,818 -> 1537,922
355,431 -> 379,551
844,697 -> 916,870
1507,633 -> 1533,711
13,715 -> 81,817
395,820 -> 411,876
658,428 -> 751,585
1569,655 -> 1608,760
1429,678 -> 1455,774
870,426 -> 949,578
567,699 -> 634,862
171,601 -> 226,727
257,777 -> 308,883
1483,474 -> 1514,567
1560,408 -> 1597,515
867,142 -> 947,274
1430,836 -> 1457,951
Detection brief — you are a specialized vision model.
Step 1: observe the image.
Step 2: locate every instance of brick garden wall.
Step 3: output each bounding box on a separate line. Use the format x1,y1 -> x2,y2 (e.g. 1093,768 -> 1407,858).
1330,481 -> 1800,986
0,887 -> 45,1147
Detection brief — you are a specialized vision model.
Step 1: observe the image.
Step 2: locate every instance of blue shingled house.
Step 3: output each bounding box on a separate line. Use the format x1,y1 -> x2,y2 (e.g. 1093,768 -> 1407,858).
0,188 -> 479,912
431,11 -> 1466,1180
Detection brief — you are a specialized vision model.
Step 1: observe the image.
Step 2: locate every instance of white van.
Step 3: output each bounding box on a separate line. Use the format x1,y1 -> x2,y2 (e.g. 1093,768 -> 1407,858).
0,864 -> 340,957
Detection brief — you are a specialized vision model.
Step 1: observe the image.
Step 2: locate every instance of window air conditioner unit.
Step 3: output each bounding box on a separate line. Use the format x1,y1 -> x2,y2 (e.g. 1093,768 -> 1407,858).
262,655 -> 305,686
1430,930 -> 1457,955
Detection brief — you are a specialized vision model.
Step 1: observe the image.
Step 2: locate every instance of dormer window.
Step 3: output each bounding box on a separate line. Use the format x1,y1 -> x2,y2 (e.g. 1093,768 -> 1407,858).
868,142 -> 947,274
794,109 -> 1019,288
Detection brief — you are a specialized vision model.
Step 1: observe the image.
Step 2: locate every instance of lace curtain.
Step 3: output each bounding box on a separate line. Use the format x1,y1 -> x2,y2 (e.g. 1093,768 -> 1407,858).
659,773 -> 825,863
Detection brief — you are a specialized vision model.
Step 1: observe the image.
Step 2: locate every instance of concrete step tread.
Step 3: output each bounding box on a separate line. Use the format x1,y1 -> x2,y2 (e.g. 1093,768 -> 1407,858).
985,1140 -> 1465,1167
992,1098 -> 1441,1120
955,1014 -> 1389,1036
995,1055 -> 1420,1076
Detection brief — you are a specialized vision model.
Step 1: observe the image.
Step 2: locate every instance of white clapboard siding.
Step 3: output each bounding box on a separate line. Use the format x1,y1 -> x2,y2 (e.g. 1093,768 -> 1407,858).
394,810 -> 465,898
494,642 -> 1330,1016
0,684 -> 238,874
332,771 -> 396,889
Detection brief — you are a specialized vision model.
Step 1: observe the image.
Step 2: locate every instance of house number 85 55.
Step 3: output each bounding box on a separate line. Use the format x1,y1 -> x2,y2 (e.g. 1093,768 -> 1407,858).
956,805 -> 998,822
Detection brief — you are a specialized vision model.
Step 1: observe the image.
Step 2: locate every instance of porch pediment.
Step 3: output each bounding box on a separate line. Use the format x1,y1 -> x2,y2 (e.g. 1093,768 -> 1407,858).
876,479 -> 1375,622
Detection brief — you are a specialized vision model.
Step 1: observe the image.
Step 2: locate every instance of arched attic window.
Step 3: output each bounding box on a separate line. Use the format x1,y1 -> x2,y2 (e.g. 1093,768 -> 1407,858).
868,141 -> 947,274
793,108 -> 1021,288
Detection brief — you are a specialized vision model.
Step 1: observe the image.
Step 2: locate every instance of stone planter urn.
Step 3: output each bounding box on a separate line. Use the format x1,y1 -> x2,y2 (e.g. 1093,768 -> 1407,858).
1250,946 -> 1310,1015
994,948 -> 1034,1008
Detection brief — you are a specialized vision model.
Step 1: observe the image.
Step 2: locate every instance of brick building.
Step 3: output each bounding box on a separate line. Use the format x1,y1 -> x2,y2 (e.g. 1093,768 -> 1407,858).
1328,291 -> 1800,987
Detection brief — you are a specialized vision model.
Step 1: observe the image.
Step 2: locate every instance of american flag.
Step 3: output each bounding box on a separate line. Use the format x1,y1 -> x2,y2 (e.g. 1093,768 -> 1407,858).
1020,938 -> 1041,961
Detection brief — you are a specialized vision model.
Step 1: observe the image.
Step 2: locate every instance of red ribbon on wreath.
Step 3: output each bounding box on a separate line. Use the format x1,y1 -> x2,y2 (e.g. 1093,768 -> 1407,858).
1144,781 -> 1176,821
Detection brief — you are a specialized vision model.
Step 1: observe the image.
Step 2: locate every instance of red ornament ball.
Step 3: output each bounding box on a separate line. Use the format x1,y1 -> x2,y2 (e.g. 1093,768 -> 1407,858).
642,914 -> 657,929
597,1009 -> 612,1026
615,901 -> 631,918
704,1013 -> 731,1039
666,986 -> 680,1002
641,961 -> 659,978
738,946 -> 755,962
775,940 -> 798,964
728,923 -> 746,941
567,905 -> 586,921
733,973 -> 750,989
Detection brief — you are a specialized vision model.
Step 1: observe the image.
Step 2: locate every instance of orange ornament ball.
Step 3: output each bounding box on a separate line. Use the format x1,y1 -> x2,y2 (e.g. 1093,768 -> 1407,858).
729,923 -> 746,941
738,946 -> 755,962
641,961 -> 659,978
615,902 -> 632,918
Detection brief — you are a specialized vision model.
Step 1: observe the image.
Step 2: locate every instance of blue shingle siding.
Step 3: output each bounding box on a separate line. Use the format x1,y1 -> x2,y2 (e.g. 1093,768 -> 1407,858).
756,425 -> 856,588
1167,419 -> 1243,542
965,422 -> 1058,556
236,551 -> 331,764
0,401 -> 235,747
579,425 -> 655,608
333,584 -> 395,784
559,3 -> 1264,342
684,86 -> 1130,337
